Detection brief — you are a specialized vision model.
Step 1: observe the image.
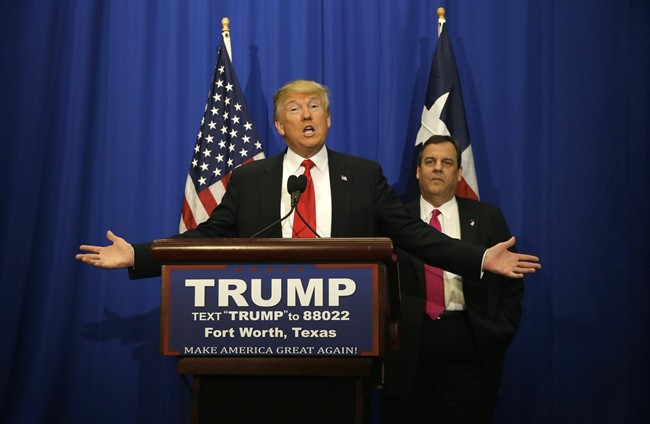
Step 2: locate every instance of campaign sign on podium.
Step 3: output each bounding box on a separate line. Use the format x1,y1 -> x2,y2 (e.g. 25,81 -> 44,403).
154,237 -> 399,423
161,263 -> 380,356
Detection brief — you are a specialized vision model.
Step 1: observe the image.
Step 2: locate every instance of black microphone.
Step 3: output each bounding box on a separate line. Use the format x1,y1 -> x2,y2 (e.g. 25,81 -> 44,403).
291,174 -> 307,208
249,175 -> 302,238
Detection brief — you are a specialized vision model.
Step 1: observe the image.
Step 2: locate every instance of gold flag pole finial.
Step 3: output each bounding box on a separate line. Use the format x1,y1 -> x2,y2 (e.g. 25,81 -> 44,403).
437,7 -> 446,36
222,17 -> 230,34
221,17 -> 232,60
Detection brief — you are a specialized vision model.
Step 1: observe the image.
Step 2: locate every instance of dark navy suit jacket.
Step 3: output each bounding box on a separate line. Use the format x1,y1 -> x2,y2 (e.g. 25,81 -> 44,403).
382,197 -> 524,397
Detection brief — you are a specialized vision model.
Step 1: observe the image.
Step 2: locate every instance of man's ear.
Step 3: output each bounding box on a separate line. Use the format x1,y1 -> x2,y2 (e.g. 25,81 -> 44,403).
274,119 -> 285,136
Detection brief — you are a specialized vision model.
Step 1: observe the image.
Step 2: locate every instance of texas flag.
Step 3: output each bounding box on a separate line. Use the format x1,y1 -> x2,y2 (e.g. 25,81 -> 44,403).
415,18 -> 479,200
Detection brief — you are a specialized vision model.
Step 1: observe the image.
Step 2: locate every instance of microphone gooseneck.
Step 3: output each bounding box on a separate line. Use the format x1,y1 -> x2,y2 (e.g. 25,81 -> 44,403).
293,174 -> 320,237
249,173 -> 320,238
249,175 -> 302,238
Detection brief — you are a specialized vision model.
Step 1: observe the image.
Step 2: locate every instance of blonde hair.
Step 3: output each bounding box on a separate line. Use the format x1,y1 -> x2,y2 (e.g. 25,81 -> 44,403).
273,80 -> 330,121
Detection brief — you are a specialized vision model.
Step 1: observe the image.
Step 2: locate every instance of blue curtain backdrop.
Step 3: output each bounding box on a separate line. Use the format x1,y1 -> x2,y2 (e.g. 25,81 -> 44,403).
1,0 -> 649,423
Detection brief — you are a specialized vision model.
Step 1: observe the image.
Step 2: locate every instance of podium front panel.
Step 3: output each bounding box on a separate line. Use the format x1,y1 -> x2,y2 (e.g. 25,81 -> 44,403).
161,262 -> 382,357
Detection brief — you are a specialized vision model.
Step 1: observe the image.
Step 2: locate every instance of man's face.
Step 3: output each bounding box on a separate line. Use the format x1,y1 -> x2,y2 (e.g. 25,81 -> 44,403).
274,92 -> 331,158
416,141 -> 462,206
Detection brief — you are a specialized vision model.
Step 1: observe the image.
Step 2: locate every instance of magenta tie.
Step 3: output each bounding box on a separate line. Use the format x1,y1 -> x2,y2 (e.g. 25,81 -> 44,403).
425,209 -> 445,319
292,160 -> 316,238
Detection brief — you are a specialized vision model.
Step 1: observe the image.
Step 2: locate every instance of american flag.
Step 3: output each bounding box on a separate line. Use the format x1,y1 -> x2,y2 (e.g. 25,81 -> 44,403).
179,35 -> 265,232
415,14 -> 479,200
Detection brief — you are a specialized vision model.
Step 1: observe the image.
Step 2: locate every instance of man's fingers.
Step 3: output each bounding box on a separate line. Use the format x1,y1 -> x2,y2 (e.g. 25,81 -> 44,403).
509,268 -> 529,279
77,254 -> 110,269
514,264 -> 539,275
76,253 -> 97,260
518,260 -> 542,270
79,245 -> 102,254
506,262 -> 541,279
77,254 -> 98,265
517,254 -> 540,263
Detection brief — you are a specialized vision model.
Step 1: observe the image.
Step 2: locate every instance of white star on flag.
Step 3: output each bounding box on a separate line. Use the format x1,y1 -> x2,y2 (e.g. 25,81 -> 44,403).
415,92 -> 451,146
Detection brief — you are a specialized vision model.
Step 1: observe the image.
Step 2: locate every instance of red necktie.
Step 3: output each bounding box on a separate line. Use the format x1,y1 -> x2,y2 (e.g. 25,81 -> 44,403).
292,159 -> 316,238
425,209 -> 445,319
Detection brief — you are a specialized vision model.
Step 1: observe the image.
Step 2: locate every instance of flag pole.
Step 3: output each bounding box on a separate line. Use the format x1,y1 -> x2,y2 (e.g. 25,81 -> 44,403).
437,7 -> 446,37
222,17 -> 232,61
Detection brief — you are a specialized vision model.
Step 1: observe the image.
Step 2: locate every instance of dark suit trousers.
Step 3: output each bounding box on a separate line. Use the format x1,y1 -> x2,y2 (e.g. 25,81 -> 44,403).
383,313 -> 500,424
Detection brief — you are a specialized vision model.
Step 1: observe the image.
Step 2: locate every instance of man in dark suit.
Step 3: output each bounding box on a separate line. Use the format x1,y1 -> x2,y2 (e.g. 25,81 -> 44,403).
382,135 -> 524,423
76,80 -> 540,282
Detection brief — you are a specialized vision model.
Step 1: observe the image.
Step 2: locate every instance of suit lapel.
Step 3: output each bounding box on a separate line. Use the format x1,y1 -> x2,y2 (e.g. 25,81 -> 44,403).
328,149 -> 353,237
257,153 -> 284,237
457,197 -> 479,245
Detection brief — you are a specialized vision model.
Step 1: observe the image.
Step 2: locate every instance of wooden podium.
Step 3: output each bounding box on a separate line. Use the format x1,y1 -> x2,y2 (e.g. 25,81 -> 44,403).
152,238 -> 401,424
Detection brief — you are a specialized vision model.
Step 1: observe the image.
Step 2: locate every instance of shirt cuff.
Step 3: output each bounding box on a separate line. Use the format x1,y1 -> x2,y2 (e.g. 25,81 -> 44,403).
480,249 -> 487,279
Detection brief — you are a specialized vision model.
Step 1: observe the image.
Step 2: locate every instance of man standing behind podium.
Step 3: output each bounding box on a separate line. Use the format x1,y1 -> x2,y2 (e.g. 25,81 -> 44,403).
383,135 -> 524,423
76,79 -> 539,287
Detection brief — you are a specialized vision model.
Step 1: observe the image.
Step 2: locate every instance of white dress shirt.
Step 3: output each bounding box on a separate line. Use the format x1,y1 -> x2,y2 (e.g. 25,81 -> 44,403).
281,148 -> 332,238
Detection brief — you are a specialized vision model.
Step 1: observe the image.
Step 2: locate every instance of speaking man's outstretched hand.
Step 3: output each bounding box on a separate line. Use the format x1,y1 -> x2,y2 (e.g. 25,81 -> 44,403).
483,236 -> 541,278
76,230 -> 135,269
